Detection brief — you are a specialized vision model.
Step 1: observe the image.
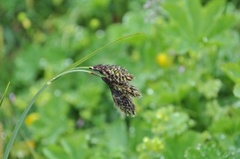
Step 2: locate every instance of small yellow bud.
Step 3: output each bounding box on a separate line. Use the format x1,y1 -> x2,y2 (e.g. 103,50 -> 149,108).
157,53 -> 171,67
25,113 -> 39,126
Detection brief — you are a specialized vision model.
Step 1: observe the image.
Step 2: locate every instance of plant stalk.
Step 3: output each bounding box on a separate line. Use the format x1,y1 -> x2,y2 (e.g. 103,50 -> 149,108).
3,69 -> 96,159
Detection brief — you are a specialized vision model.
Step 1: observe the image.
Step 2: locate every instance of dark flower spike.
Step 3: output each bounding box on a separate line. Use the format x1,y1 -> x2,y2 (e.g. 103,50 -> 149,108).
110,88 -> 136,116
89,64 -> 141,116
111,82 -> 141,98
90,64 -> 134,85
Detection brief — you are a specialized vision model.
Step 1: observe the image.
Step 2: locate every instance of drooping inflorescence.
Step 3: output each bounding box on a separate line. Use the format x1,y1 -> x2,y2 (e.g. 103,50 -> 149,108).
89,64 -> 141,116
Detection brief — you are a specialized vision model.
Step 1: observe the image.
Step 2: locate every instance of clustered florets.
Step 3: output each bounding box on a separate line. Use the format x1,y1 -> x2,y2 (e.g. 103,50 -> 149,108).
89,64 -> 141,116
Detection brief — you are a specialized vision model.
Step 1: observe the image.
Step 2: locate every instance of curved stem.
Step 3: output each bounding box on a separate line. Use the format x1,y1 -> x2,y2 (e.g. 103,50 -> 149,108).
48,69 -> 102,84
61,32 -> 145,72
3,83 -> 48,159
3,69 -> 99,159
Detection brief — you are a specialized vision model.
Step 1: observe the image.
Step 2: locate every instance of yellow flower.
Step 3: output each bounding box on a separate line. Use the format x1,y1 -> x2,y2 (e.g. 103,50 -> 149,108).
156,53 -> 171,67
25,113 -> 39,126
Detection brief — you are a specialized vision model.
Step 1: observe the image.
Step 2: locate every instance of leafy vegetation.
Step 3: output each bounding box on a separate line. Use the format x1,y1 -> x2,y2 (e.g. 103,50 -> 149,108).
1,0 -> 240,158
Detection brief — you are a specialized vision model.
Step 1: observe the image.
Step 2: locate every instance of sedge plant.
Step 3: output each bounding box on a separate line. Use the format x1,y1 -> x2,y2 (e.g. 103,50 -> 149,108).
3,33 -> 144,159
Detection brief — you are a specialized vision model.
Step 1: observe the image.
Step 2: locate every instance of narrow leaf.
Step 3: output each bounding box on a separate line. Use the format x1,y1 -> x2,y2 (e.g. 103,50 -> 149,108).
3,84 -> 48,159
0,82 -> 10,108
61,32 -> 145,72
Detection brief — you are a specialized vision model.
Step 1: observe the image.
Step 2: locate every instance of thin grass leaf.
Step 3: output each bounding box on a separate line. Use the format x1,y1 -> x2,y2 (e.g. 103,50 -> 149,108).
3,83 -> 48,159
61,32 -> 144,72
0,82 -> 10,108
3,69 -> 94,159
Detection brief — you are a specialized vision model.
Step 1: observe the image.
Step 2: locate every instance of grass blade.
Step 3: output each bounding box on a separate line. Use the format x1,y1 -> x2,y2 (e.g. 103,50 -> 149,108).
3,84 -> 48,159
62,32 -> 145,72
3,69 -> 97,159
0,82 -> 10,108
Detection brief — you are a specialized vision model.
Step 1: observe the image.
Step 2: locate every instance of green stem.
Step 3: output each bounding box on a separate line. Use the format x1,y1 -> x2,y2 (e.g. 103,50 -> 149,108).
3,83 -> 48,159
48,69 -> 94,83
3,69 -> 97,159
61,32 -> 145,72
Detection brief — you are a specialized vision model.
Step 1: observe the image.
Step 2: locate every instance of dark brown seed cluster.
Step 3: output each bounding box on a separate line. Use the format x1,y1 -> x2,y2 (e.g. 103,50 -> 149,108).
89,64 -> 141,116
90,64 -> 134,84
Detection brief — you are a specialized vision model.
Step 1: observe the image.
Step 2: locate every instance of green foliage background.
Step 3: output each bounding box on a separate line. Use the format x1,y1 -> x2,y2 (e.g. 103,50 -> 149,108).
1,0 -> 240,158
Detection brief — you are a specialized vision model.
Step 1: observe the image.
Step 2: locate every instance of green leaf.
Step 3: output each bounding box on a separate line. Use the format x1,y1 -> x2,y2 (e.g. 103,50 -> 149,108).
0,82 -> 10,108
163,2 -> 194,41
104,120 -> 128,152
184,142 -> 221,159
163,131 -> 200,159
60,133 -> 88,159
152,106 -> 194,136
202,0 -> 225,36
185,137 -> 240,159
233,84 -> 240,98
221,63 -> 240,84
185,0 -> 202,37
3,84 -> 49,159
43,145 -> 69,159
204,0 -> 225,16
197,79 -> 222,99
208,14 -> 236,38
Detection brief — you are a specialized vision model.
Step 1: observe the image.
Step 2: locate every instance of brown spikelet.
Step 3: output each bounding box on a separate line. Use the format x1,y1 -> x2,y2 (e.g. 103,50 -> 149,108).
90,64 -> 134,85
110,87 -> 136,116
110,82 -> 141,98
90,64 -> 141,116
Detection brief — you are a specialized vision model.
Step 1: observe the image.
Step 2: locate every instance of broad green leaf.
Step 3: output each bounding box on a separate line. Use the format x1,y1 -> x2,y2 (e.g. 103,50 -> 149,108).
185,0 -> 202,37
203,0 -> 225,20
163,131 -> 200,159
233,84 -> 240,98
197,79 -> 222,99
185,142 -> 222,159
151,106 -> 194,136
104,120 -> 128,152
163,2 -> 194,41
208,14 -> 236,38
202,0 -> 225,36
209,104 -> 240,134
60,133 -> 88,159
43,145 -> 69,159
221,63 -> 240,84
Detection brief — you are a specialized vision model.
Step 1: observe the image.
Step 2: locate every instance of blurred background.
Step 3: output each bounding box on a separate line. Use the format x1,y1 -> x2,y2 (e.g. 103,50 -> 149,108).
1,0 -> 240,158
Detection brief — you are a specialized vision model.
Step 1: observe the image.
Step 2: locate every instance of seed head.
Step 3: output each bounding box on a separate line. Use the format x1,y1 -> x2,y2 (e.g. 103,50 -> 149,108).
90,64 -> 141,116
90,64 -> 134,85
110,88 -> 136,116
